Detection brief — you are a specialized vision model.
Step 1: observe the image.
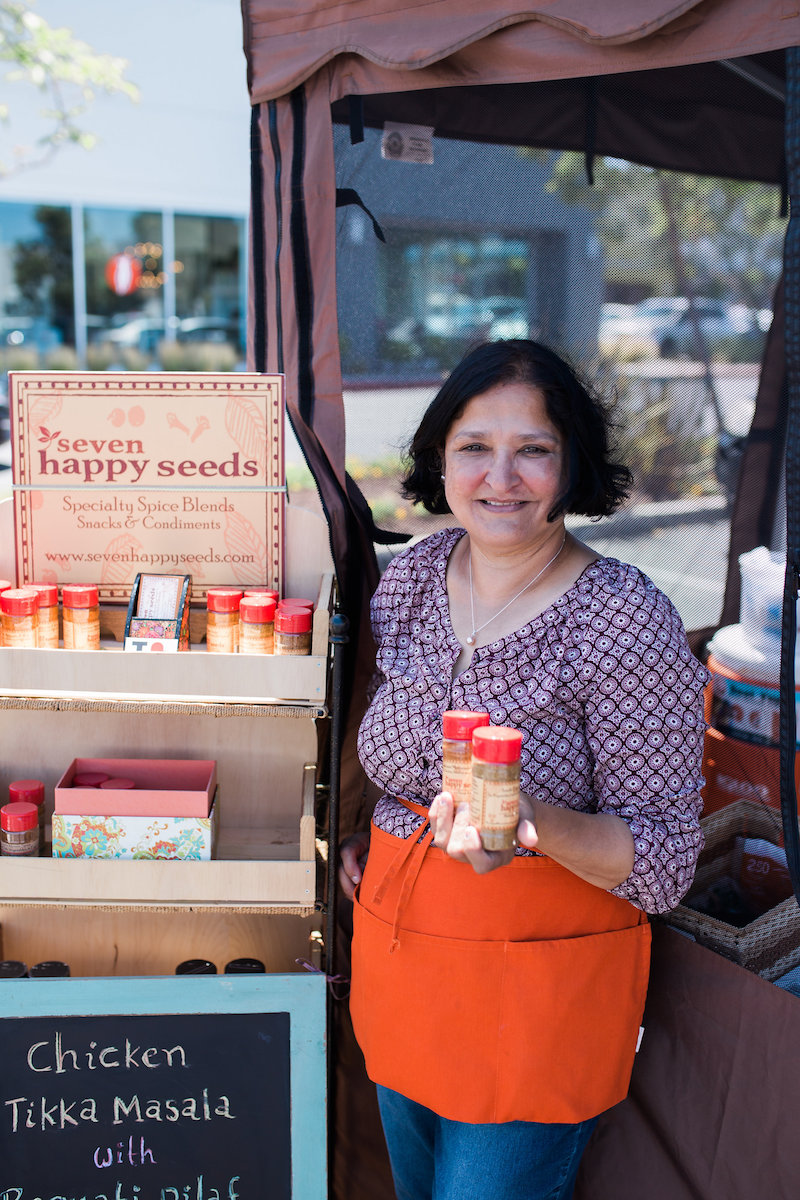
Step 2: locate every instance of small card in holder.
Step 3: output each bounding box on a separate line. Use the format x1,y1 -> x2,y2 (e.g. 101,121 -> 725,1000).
124,573 -> 192,651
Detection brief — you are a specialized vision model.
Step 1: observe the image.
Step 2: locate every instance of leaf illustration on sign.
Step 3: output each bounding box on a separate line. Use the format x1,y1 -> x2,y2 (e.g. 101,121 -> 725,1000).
224,395 -> 266,469
28,396 -> 63,444
100,534 -> 145,585
224,511 -> 267,584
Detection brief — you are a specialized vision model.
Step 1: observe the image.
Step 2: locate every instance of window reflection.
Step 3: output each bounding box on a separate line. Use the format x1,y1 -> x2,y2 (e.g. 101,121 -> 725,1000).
174,213 -> 245,361
84,207 -> 165,369
0,203 -> 74,366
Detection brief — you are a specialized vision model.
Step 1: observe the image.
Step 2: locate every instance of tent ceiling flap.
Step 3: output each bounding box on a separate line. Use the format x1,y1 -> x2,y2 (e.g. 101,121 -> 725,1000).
242,0 -> 800,106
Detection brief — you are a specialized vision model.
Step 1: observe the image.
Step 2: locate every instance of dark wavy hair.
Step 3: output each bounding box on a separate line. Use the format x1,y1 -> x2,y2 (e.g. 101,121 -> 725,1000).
401,339 -> 632,520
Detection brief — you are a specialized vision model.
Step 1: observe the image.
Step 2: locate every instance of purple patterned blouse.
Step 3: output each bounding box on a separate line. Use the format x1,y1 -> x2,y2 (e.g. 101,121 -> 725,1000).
357,527 -> 710,915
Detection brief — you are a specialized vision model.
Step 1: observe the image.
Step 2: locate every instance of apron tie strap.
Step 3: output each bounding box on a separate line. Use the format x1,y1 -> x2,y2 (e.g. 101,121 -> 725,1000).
370,797 -> 434,951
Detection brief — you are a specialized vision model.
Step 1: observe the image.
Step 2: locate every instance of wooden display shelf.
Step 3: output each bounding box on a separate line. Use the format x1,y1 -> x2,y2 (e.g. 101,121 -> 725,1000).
0,763 -> 319,915
0,858 -> 317,914
0,572 -> 334,707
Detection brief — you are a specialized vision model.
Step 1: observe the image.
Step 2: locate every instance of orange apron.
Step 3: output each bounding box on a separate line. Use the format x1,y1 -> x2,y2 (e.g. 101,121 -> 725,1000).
350,801 -> 651,1125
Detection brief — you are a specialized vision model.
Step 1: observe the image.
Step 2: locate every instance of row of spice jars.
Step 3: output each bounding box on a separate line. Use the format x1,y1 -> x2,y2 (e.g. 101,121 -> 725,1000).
0,580 -> 99,650
206,588 -> 314,655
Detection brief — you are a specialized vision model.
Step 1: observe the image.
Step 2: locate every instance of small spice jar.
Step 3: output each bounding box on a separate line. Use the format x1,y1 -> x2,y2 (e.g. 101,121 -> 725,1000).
442,710 -> 491,811
29,961 -> 71,978
9,779 -> 45,844
244,588 -> 279,604
239,596 -> 276,654
274,606 -> 312,655
0,960 -> 28,979
28,582 -> 60,648
62,584 -> 100,650
175,959 -> 218,975
470,726 -> 523,851
224,957 -> 266,974
205,587 -> 243,653
279,597 -> 314,611
72,771 -> 110,787
0,800 -> 40,857
0,587 -> 39,648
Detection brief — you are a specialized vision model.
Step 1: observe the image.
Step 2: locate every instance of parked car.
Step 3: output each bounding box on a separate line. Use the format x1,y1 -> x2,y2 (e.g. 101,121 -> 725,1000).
387,294 -> 528,348
176,316 -> 242,347
598,296 -> 767,361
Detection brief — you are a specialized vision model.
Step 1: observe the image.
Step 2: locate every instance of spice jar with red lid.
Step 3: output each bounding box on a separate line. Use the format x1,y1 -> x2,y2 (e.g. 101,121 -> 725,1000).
62,584 -> 100,650
470,726 -> 523,851
0,587 -> 39,648
274,606 -> 312,655
0,800 -> 40,857
205,587 -> 243,653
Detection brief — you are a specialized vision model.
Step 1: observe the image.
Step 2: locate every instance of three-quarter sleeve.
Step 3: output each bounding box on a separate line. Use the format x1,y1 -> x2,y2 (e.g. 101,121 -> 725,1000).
581,563 -> 709,914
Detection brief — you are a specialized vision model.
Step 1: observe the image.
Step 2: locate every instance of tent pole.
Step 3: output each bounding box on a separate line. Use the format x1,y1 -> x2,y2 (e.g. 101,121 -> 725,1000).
780,46 -> 800,900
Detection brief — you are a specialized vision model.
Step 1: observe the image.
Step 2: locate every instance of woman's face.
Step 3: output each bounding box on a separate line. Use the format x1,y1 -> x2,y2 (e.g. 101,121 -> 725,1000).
441,381 -> 565,555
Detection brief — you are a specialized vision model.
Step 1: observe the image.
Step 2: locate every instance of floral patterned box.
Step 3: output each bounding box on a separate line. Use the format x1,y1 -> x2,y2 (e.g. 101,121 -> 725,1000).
51,789 -> 218,860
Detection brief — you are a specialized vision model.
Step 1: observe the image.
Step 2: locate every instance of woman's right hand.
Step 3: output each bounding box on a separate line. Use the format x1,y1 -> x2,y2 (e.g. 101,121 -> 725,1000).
338,830 -> 371,900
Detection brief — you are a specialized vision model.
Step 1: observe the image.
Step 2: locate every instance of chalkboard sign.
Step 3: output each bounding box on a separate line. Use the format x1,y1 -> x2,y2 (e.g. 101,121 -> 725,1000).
0,974 -> 326,1200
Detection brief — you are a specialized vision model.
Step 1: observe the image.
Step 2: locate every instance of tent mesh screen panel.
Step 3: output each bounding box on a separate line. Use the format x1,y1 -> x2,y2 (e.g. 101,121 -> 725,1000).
328,125 -> 786,638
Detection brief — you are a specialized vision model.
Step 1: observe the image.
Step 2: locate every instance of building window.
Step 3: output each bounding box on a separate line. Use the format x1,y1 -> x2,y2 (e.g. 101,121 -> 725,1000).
174,214 -> 245,355
0,202 -> 74,365
84,207 -> 165,367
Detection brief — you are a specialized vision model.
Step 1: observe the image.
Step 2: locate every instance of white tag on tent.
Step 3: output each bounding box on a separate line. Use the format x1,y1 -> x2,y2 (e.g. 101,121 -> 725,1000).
381,122 -> 434,164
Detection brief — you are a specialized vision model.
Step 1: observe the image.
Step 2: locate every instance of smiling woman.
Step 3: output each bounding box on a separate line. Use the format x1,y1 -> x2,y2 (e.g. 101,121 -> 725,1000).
340,338 -> 710,1200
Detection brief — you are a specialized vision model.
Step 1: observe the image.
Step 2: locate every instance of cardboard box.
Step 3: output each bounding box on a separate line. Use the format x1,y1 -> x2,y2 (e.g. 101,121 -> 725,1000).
52,789 -> 218,860
55,757 -> 217,817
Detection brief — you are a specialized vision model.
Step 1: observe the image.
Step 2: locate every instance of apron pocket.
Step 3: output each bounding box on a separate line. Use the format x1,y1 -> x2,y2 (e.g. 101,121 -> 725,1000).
351,896 -> 650,1125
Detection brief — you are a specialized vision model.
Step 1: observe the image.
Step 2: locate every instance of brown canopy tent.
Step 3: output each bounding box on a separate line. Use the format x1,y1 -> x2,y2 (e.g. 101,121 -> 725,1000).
240,3 -> 800,1197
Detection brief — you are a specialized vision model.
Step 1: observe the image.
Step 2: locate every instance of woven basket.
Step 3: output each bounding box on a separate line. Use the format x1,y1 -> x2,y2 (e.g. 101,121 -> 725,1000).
666,798 -> 800,981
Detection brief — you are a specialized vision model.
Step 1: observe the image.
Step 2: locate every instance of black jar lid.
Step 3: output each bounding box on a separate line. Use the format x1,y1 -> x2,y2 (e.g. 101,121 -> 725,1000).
224,957 -> 266,974
175,959 -> 217,975
0,960 -> 28,979
29,961 -> 71,978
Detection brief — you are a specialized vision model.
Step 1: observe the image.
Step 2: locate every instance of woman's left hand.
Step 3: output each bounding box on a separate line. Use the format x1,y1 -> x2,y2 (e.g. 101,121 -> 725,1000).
429,791 -> 539,874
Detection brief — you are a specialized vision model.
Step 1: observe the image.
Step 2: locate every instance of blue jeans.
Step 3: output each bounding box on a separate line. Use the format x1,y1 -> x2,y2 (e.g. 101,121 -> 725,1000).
377,1085 -> 598,1200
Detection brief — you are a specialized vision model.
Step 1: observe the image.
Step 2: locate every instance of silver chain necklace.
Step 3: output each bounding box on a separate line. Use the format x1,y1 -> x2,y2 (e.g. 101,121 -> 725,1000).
465,531 -> 567,646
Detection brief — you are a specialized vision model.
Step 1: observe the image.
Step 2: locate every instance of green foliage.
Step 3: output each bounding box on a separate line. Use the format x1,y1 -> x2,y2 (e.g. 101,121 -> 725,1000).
546,154 -> 785,308
0,1 -> 138,177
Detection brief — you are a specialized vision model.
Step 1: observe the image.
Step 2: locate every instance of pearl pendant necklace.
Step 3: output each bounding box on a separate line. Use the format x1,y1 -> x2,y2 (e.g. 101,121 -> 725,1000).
465,531 -> 567,646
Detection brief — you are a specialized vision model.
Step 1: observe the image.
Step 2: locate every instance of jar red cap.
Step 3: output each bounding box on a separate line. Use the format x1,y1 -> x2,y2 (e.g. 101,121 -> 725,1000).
73,771 -> 110,787
62,584 -> 99,607
9,779 -> 45,805
472,726 -> 523,763
29,581 -> 59,606
99,777 -> 136,789
239,596 -> 276,622
275,608 -> 312,633
1,801 -> 39,831
443,710 -> 491,740
206,588 -> 243,613
279,597 -> 314,610
0,587 -> 39,616
244,588 -> 279,602
0,580 -> 13,592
